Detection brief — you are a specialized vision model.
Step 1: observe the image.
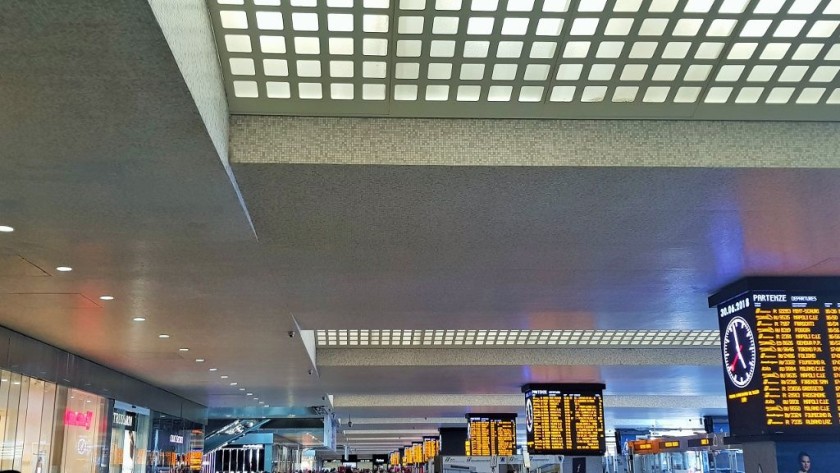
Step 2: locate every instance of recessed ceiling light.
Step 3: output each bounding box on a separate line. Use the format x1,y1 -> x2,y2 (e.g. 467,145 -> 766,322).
159,334 -> 170,339
239,388 -> 245,391
133,317 -> 146,322
0,226 -> 14,232
247,393 -> 253,396
209,368 -> 218,372
258,401 -> 264,404
230,382 -> 238,386
196,358 -> 205,363
265,405 -> 270,407
179,348 -> 189,352
254,398 -> 259,400
99,295 -> 114,301
220,375 -> 229,379
56,266 -> 73,272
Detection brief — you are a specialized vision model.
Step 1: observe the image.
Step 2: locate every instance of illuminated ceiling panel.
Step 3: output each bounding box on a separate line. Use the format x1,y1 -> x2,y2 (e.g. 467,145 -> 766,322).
315,329 -> 721,346
207,0 -> 840,119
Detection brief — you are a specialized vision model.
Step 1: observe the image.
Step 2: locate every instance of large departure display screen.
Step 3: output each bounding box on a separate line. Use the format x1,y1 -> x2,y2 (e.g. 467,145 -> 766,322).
466,414 -> 516,456
710,278 -> 840,438
522,384 -> 606,455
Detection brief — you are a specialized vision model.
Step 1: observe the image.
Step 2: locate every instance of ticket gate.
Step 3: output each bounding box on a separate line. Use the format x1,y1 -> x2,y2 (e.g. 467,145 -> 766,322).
626,435 -> 743,473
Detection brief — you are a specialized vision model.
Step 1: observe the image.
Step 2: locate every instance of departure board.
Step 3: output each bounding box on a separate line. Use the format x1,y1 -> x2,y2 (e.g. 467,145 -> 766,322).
409,443 -> 422,464
389,452 -> 399,466
522,384 -> 606,455
422,437 -> 439,460
466,414 -> 517,456
709,278 -> 840,439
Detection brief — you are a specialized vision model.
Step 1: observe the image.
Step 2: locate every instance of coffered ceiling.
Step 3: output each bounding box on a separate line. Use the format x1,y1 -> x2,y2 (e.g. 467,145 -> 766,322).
208,0 -> 840,119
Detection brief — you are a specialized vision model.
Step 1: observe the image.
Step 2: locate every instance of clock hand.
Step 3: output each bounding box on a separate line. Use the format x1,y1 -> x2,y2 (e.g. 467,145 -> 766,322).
729,346 -> 741,371
732,329 -> 748,369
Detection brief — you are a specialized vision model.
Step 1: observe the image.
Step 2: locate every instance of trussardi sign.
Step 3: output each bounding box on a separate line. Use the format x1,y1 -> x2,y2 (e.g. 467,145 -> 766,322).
113,411 -> 135,429
170,435 -> 184,444
65,410 -> 94,430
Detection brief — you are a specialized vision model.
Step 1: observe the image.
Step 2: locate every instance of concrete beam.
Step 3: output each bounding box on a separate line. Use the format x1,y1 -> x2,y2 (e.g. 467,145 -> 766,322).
333,394 -> 726,410
317,347 -> 721,366
231,116 -> 840,167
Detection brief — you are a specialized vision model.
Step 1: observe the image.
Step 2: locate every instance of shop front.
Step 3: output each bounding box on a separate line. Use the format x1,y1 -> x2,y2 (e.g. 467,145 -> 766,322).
0,366 -> 205,473
147,411 -> 205,473
0,369 -> 110,473
108,401 -> 152,473
0,327 -> 208,473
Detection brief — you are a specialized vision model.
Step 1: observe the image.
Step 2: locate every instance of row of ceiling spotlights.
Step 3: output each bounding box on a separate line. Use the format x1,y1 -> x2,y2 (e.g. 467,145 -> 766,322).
1,226 -> 80,275
0,224 -> 271,408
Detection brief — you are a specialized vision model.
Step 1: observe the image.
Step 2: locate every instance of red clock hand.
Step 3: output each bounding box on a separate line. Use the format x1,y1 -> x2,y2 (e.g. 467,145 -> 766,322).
729,344 -> 743,371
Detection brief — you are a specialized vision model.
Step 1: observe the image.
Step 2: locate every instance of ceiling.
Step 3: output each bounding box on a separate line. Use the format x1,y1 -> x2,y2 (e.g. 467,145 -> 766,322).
207,0 -> 840,119
2,0 -> 840,456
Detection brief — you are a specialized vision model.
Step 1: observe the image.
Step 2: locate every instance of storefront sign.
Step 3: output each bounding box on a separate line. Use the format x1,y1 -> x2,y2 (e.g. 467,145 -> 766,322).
242,444 -> 264,450
169,435 -> 184,444
113,411 -> 136,430
65,410 -> 94,430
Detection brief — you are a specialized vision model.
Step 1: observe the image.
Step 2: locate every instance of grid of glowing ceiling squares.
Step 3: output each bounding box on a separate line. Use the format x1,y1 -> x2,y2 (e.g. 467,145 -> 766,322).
213,0 -> 840,104
537,0 -> 840,105
217,0 -> 393,100
315,329 -> 721,346
392,0 -> 840,104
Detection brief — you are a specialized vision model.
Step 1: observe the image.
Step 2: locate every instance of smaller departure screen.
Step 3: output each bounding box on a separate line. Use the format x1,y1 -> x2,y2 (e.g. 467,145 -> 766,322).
407,443 -> 422,464
466,414 -> 517,456
686,438 -> 711,448
658,440 -> 681,450
422,437 -> 439,460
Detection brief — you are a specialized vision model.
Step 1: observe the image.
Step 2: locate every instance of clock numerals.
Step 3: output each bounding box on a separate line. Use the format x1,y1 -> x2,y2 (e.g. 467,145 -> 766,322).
723,316 -> 757,389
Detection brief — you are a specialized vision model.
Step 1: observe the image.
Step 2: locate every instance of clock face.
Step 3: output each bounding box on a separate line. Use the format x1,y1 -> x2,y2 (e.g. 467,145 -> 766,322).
525,398 -> 534,433
723,316 -> 757,389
